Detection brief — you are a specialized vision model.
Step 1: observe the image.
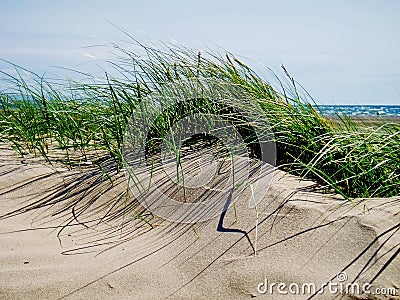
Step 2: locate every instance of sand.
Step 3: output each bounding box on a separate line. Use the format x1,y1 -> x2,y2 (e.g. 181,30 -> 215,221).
0,143 -> 399,299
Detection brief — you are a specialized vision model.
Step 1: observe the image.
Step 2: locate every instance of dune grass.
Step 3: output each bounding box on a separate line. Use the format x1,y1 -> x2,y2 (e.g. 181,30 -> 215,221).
0,39 -> 399,200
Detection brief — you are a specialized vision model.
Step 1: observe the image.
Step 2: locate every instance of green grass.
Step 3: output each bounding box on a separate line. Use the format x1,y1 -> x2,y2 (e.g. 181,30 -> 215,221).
0,39 -> 399,199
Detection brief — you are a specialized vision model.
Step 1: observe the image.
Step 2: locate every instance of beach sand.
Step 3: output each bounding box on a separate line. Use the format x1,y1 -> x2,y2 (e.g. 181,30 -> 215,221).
0,143 -> 399,299
327,115 -> 400,127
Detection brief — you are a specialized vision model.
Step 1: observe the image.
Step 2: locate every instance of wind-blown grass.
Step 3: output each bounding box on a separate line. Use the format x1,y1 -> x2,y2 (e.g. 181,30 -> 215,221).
0,38 -> 399,199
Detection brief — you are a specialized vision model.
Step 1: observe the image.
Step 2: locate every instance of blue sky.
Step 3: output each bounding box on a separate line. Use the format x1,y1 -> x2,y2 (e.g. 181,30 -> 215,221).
1,0 -> 399,105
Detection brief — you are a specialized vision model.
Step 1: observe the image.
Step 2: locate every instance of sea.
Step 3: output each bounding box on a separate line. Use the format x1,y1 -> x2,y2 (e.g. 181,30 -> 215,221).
317,105 -> 400,117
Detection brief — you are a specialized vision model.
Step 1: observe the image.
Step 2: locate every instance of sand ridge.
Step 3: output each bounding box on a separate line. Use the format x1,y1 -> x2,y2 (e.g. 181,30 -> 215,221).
0,144 -> 399,299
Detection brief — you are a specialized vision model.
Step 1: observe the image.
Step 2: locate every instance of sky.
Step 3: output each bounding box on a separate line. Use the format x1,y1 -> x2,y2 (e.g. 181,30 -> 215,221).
0,0 -> 399,105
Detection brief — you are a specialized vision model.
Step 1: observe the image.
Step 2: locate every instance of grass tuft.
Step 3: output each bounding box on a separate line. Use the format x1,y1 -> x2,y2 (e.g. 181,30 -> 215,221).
0,39 -> 399,199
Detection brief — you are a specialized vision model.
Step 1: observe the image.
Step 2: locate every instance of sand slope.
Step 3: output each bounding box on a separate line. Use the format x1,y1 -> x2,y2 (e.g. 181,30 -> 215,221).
0,144 -> 399,300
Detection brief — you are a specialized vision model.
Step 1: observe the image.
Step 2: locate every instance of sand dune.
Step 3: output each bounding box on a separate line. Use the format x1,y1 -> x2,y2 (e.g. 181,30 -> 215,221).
0,144 -> 399,299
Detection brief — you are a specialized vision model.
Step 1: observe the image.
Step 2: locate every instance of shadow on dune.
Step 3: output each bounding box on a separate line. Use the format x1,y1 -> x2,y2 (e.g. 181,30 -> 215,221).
0,152 -> 399,299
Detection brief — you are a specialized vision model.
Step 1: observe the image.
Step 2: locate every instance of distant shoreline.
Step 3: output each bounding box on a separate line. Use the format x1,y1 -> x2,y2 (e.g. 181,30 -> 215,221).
327,115 -> 400,125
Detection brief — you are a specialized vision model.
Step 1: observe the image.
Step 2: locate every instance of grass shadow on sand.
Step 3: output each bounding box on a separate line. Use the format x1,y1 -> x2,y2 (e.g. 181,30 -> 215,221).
0,148 -> 399,299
